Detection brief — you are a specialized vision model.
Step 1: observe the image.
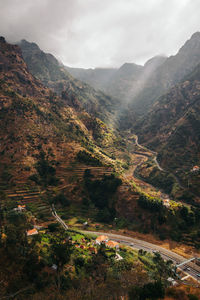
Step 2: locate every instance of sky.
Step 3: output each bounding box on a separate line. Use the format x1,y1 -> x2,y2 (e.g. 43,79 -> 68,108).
0,0 -> 200,68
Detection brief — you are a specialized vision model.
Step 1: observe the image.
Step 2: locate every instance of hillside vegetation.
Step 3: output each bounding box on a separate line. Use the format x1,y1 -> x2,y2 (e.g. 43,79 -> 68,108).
134,74 -> 200,199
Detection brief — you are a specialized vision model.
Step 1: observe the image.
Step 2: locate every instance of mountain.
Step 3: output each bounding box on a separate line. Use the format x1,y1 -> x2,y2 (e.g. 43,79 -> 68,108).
0,37 -> 122,190
17,39 -> 73,84
44,32 -> 200,126
67,32 -> 200,128
129,32 -> 200,115
19,40 -> 119,125
0,37 -> 149,233
104,62 -> 143,100
1,36 -> 200,254
65,66 -> 117,91
134,65 -> 200,198
66,56 -> 167,103
143,56 -> 167,70
66,62 -> 143,101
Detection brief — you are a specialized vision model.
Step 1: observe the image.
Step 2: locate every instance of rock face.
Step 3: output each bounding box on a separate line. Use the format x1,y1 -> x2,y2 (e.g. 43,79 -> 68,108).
19,40 -> 118,124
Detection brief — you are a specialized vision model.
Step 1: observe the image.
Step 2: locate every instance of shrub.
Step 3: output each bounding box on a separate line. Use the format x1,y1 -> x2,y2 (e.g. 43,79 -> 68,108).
54,193 -> 70,207
188,294 -> 199,300
30,151 -> 59,187
138,194 -> 163,212
76,150 -> 102,166
48,223 -> 60,232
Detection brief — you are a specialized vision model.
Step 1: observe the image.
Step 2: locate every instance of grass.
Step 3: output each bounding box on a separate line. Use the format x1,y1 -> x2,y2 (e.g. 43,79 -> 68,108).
41,234 -> 50,244
71,233 -> 85,242
68,217 -> 79,226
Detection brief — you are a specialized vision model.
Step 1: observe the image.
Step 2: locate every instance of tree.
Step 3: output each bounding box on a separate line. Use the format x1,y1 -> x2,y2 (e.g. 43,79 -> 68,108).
50,237 -> 72,290
129,280 -> 165,300
153,252 -> 173,280
30,150 -> 59,187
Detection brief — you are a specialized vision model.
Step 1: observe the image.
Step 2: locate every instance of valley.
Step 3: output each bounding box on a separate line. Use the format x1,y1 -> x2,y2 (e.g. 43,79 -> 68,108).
0,30 -> 200,300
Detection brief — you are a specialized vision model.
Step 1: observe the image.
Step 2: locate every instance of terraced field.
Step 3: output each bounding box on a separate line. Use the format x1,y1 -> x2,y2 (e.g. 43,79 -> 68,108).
4,184 -> 54,222
1,164 -> 117,221
1,160 -> 137,226
56,164 -> 115,190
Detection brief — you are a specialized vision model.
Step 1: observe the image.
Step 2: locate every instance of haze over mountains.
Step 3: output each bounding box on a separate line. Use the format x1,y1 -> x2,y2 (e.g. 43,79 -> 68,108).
1,29 -> 200,299
66,55 -> 167,102
0,36 -> 123,190
66,32 -> 200,116
16,32 -> 200,196
1,0 -> 200,297
0,31 -> 199,219
18,39 -> 119,125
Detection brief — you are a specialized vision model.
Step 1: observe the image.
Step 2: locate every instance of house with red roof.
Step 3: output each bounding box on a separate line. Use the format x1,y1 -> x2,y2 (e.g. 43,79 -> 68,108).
27,228 -> 38,236
95,235 -> 109,245
105,240 -> 120,249
13,205 -> 26,212
191,165 -> 199,172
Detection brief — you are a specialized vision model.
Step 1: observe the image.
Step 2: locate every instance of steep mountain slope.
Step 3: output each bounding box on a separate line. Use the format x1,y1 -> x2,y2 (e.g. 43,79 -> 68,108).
134,67 -> 200,197
0,37 -> 160,235
18,39 -> 73,84
66,56 -> 167,103
1,37 -> 200,248
65,66 -> 117,91
105,62 -> 143,100
0,37 -> 121,188
19,40 -> 119,125
129,32 -> 200,115
108,57 -> 168,104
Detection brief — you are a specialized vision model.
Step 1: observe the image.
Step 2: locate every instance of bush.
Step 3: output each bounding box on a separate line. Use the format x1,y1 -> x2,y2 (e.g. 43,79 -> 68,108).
54,193 -> 70,207
76,150 -> 102,166
188,294 -> 199,300
138,194 -> 163,212
141,281 -> 165,299
84,174 -> 122,220
129,280 -> 165,299
48,223 -> 60,232
30,151 -> 59,187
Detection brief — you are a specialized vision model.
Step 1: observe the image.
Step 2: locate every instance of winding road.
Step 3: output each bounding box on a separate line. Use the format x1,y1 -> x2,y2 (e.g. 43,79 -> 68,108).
50,135 -> 200,283
134,135 -> 184,189
134,135 -> 164,172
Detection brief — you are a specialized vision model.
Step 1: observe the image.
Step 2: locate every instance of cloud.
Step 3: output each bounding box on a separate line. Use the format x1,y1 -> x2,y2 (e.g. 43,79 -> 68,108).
0,0 -> 200,68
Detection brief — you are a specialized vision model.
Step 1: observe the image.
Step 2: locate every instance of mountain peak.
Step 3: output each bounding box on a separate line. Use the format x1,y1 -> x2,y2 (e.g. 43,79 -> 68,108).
19,39 -> 40,51
118,62 -> 142,76
120,62 -> 142,69
191,31 -> 200,39
0,36 -> 6,44
178,31 -> 200,55
144,55 -> 167,69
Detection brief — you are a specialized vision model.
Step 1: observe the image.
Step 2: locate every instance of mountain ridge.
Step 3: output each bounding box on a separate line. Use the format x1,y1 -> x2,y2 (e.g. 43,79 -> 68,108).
0,37 -> 122,191
18,39 -> 119,125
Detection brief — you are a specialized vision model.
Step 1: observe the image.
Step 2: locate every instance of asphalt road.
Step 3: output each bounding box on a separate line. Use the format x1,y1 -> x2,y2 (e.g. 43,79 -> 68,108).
81,230 -> 200,282
52,186 -> 200,282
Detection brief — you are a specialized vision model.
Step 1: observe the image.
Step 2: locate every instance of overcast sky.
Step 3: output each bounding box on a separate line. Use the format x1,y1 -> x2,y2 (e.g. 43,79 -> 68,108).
0,0 -> 200,68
